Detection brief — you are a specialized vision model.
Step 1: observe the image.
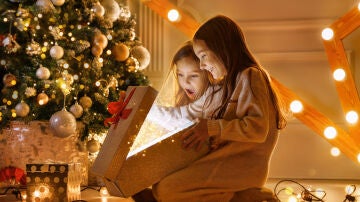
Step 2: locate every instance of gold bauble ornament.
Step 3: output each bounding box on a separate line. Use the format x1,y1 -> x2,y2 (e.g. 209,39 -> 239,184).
3,73 -> 17,87
15,102 -> 30,117
36,66 -> 51,80
49,45 -> 64,60
87,139 -> 100,153
51,0 -> 65,6
79,95 -> 93,110
37,92 -> 49,105
93,33 -> 108,49
112,43 -> 129,61
91,45 -> 103,57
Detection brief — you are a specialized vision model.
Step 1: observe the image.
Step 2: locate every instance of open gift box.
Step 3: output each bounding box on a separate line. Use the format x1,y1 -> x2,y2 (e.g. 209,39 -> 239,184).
91,86 -> 209,197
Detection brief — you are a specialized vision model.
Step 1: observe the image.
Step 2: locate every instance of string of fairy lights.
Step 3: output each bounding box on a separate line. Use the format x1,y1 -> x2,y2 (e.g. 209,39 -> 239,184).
142,1 -> 360,201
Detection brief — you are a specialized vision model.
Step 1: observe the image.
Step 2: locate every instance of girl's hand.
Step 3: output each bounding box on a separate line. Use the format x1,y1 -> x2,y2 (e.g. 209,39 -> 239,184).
180,119 -> 209,151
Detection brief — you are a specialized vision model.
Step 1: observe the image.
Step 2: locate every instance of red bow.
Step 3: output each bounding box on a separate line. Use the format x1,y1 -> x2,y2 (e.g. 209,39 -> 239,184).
0,166 -> 26,185
104,88 -> 136,127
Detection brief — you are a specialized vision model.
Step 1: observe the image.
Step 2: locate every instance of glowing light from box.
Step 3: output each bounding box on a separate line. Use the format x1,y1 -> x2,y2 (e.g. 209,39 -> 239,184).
128,118 -> 195,157
333,68 -> 346,81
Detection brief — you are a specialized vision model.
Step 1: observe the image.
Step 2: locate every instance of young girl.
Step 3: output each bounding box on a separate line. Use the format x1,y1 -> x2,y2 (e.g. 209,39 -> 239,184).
169,40 -> 210,106
152,15 -> 288,202
132,41 -> 211,202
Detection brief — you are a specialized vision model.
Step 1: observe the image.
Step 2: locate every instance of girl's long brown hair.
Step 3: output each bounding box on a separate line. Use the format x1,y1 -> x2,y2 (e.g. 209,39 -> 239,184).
193,15 -> 287,129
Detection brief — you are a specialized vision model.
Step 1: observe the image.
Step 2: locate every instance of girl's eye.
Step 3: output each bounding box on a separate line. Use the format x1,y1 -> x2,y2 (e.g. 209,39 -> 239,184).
177,73 -> 183,77
191,74 -> 199,78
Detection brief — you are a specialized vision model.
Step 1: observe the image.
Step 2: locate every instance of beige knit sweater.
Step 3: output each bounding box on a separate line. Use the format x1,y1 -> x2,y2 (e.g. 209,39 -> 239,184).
152,67 -> 280,202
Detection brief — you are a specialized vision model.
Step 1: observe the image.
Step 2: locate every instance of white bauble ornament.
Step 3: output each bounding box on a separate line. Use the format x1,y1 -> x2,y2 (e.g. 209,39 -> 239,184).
87,139 -> 100,153
101,0 -> 120,22
50,109 -> 77,138
35,0 -> 55,12
131,46 -> 151,70
51,0 -> 65,6
70,102 -> 83,118
50,45 -> 64,60
92,2 -> 105,17
36,66 -> 51,80
15,102 -> 30,117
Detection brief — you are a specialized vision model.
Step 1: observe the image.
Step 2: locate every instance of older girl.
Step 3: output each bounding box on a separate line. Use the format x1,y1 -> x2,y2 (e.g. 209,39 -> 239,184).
152,15 -> 287,202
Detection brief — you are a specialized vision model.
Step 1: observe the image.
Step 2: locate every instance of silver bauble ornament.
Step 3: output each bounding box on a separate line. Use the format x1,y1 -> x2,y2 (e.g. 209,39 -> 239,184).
92,2 -> 105,17
51,0 -> 65,6
50,109 -> 77,138
36,66 -> 51,80
49,45 -> 64,60
35,0 -> 55,13
70,102 -> 83,118
101,0 -> 120,22
131,46 -> 151,70
87,139 -> 100,153
15,102 -> 30,117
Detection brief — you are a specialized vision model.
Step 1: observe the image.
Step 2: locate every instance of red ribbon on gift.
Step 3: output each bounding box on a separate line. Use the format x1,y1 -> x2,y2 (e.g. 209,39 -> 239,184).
104,87 -> 136,127
0,166 -> 26,185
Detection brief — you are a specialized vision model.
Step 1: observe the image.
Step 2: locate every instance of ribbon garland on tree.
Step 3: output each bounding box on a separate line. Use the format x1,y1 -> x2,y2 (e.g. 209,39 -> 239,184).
104,87 -> 136,127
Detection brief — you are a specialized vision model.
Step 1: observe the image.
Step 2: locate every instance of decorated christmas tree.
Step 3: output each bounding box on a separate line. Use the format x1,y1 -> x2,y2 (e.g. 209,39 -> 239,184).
0,0 -> 150,139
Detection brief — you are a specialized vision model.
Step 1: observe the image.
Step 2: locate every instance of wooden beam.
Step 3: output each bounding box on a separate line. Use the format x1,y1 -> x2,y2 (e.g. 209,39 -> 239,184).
323,5 -> 360,144
141,0 -> 200,37
330,6 -> 360,39
272,78 -> 360,163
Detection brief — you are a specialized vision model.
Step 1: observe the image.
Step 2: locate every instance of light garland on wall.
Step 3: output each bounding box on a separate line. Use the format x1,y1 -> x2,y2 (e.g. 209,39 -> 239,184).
142,0 -> 360,164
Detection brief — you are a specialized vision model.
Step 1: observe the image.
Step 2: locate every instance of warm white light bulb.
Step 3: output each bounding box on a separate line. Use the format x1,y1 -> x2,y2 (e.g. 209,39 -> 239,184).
358,2 -> 360,11
287,195 -> 298,202
168,9 -> 180,22
346,110 -> 358,124
324,126 -> 337,139
333,68 -> 346,81
100,187 -> 109,197
322,28 -> 334,40
345,184 -> 355,194
357,153 -> 360,163
330,147 -> 340,157
290,100 -> 303,113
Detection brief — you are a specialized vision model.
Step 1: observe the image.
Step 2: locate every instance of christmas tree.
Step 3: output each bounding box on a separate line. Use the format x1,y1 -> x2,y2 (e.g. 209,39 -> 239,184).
0,0 -> 150,139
